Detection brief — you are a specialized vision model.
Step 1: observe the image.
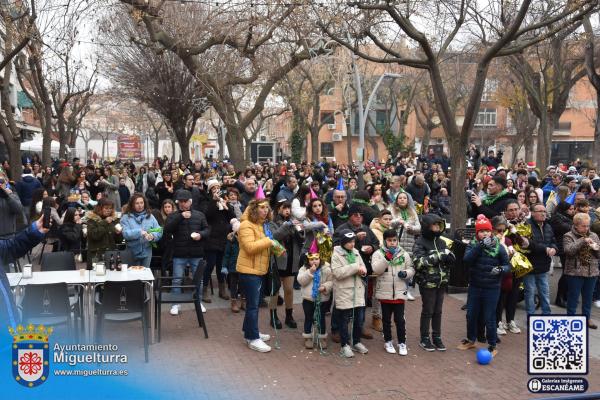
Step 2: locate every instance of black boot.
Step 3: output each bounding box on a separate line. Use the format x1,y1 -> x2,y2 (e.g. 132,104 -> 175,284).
270,309 -> 282,329
285,308 -> 297,329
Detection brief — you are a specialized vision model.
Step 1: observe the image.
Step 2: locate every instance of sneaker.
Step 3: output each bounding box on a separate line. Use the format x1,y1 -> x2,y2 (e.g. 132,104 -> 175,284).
406,289 -> 416,301
488,345 -> 497,357
398,343 -> 408,356
201,303 -> 206,313
340,345 -> 354,358
259,332 -> 271,342
248,339 -> 271,353
419,337 -> 435,352
507,320 -> 521,334
384,341 -> 396,354
353,342 -> 369,354
457,338 -> 476,350
169,304 -> 179,316
497,322 -> 507,335
432,337 -> 446,351
594,300 -> 600,308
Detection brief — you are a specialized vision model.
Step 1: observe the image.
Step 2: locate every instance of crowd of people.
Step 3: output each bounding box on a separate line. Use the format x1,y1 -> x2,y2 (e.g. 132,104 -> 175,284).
0,147 -> 598,358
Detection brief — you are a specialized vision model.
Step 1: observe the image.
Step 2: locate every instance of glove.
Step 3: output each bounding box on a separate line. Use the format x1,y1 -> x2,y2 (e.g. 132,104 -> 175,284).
482,236 -> 494,247
397,270 -> 408,279
490,266 -> 503,275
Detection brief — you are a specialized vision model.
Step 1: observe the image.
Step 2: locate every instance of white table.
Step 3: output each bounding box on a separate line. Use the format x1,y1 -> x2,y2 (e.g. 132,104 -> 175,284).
89,268 -> 155,344
7,272 -> 22,287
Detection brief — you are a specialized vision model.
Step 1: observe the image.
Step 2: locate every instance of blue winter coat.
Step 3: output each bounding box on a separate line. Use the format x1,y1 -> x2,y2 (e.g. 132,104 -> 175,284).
464,239 -> 510,289
0,223 -> 45,329
15,175 -> 42,207
120,211 -> 162,260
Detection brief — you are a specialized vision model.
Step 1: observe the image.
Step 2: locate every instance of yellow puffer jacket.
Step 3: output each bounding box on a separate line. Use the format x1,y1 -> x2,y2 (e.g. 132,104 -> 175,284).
236,212 -> 272,276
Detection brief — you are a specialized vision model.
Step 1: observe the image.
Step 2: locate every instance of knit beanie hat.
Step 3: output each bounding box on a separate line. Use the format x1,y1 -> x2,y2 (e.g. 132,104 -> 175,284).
338,229 -> 356,246
475,214 -> 493,233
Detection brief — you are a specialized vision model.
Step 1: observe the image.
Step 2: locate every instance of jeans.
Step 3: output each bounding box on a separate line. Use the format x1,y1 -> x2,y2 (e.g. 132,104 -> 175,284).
338,307 -> 364,346
381,302 -> 406,343
240,273 -> 263,341
523,273 -> 551,315
204,250 -> 225,285
419,286 -> 445,338
133,255 -> 152,269
172,258 -> 204,295
302,299 -> 327,335
467,286 -> 501,346
566,275 -> 599,319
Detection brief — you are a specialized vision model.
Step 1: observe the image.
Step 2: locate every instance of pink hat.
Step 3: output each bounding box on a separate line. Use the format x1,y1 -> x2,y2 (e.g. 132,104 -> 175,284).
309,187 -> 318,199
309,239 -> 319,254
255,185 -> 265,200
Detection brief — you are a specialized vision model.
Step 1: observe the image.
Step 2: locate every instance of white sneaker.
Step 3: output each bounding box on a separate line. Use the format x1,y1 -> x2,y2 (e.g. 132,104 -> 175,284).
201,303 -> 206,313
384,341 -> 396,354
398,343 -> 408,356
259,332 -> 271,342
594,300 -> 600,309
353,342 -> 369,354
406,289 -> 416,301
248,339 -> 271,353
340,345 -> 354,358
169,304 -> 179,316
508,320 -> 521,334
497,322 -> 507,335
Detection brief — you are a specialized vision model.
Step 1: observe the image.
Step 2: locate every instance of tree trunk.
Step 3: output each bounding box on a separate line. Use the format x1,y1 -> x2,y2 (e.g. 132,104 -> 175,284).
448,138 -> 468,233
170,140 -> 176,162
244,136 -> 252,163
524,132 -> 534,163
153,134 -> 159,160
224,124 -> 245,167
535,114 -> 553,170
101,139 -> 106,160
310,126 -> 319,162
421,126 -> 432,155
217,126 -> 225,160
367,135 -> 379,162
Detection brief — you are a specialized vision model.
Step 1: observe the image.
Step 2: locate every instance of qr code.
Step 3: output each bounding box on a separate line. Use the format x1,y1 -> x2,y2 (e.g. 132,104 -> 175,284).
528,315 -> 587,375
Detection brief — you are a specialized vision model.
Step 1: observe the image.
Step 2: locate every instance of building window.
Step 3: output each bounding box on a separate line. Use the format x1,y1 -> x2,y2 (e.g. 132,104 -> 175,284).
375,110 -> 387,133
321,142 -> 334,157
474,108 -> 497,127
481,79 -> 498,101
321,112 -> 334,124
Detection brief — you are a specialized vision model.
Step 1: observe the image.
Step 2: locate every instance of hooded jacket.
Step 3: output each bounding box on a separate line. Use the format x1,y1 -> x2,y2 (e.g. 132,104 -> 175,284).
120,211 -> 162,260
330,245 -> 366,310
412,214 -> 455,288
372,246 -> 415,301
15,174 -> 42,207
464,237 -> 510,289
85,210 -> 121,266
297,262 -> 333,302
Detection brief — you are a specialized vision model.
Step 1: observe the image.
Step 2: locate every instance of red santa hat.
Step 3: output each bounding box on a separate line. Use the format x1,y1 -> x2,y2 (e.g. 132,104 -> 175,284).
475,214 -> 493,233
527,162 -> 536,168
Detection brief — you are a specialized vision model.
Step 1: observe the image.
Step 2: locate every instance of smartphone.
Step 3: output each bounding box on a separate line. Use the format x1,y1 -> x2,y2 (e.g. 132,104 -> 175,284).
42,207 -> 51,229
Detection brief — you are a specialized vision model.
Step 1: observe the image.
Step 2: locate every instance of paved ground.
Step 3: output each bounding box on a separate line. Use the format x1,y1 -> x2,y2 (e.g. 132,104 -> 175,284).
86,268 -> 600,400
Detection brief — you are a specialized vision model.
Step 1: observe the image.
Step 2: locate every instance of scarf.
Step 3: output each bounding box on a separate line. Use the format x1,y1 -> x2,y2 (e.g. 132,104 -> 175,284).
471,237 -> 501,257
351,198 -> 370,206
311,268 -> 321,300
482,189 -> 507,205
344,248 -> 356,264
330,201 -> 348,220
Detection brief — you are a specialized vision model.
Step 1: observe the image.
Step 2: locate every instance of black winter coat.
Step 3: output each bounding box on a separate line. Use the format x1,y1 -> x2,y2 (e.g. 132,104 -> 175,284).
526,219 -> 558,274
463,239 -> 510,289
548,212 -> 572,256
412,214 -> 455,289
57,223 -> 82,252
204,199 -> 235,252
164,210 -> 211,258
470,191 -> 517,219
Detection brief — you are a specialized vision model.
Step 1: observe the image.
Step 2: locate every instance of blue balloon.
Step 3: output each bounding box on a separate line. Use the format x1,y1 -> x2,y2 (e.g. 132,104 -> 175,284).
476,348 -> 493,365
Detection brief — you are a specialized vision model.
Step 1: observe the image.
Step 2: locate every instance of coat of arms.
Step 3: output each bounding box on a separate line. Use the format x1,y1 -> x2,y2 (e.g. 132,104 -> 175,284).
9,324 -> 53,388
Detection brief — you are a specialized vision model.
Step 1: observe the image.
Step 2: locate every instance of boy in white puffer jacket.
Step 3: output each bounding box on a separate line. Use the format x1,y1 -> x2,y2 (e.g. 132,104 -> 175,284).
372,229 -> 415,355
297,241 -> 333,350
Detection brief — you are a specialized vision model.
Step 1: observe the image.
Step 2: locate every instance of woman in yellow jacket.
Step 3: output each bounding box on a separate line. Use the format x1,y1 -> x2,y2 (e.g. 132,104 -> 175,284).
237,198 -> 276,353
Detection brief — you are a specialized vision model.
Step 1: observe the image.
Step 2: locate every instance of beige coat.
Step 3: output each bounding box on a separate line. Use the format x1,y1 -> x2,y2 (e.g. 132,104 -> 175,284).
297,263 -> 333,302
330,246 -> 366,310
372,248 -> 415,301
563,229 -> 600,278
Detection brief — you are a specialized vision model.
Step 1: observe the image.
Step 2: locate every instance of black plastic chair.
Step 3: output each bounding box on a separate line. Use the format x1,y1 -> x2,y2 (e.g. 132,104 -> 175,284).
21,283 -> 78,340
96,280 -> 149,362
155,259 -> 208,342
41,251 -> 76,271
103,249 -> 134,266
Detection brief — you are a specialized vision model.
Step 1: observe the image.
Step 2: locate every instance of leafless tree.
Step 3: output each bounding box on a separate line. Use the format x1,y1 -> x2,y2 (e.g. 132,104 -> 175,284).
118,0 -> 332,167
584,16 -> 600,167
101,9 -> 207,163
319,0 -> 597,231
